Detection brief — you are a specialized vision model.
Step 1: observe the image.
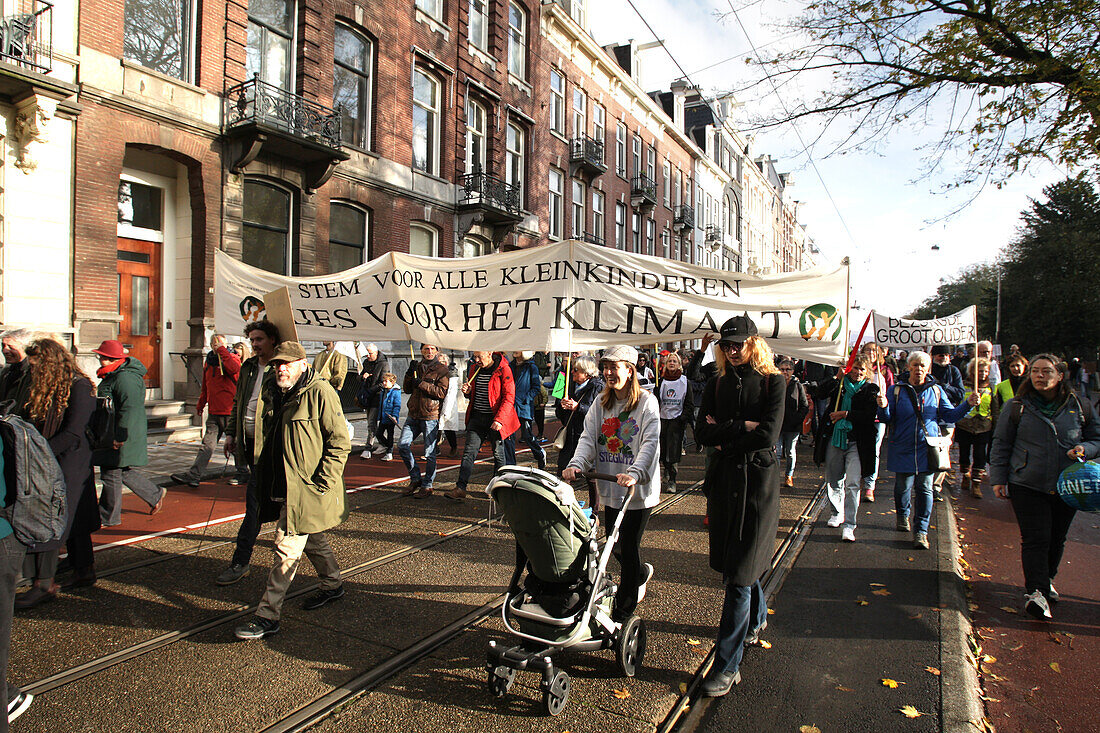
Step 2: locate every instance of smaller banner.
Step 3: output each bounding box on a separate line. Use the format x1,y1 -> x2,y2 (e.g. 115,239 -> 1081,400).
871,306 -> 977,349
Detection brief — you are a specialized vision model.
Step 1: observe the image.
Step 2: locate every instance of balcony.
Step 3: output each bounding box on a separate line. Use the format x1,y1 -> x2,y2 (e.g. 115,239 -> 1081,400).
0,1 -> 50,73
457,173 -> 524,226
673,205 -> 694,231
581,231 -> 605,246
223,75 -> 349,191
630,175 -> 657,209
569,134 -> 606,176
705,225 -> 722,251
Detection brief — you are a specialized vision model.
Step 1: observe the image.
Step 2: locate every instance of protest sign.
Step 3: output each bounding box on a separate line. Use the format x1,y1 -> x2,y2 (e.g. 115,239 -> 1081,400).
871,306 -> 977,349
215,240 -> 849,362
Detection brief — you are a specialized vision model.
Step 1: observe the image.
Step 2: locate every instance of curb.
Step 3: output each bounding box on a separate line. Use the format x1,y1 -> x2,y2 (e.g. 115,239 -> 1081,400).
936,494 -> 985,732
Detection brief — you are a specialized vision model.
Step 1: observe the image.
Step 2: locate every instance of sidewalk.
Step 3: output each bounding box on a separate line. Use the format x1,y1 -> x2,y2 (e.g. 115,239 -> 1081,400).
955,485 -> 1100,732
697,486 -> 982,732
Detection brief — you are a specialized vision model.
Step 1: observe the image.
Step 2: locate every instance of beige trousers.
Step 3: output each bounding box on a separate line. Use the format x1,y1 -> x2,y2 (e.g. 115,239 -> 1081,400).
255,507 -> 342,621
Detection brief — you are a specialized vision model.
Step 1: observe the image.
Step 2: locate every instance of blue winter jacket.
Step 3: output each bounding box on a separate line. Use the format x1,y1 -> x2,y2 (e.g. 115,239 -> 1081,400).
379,386 -> 401,425
510,359 -> 541,421
879,377 -> 970,474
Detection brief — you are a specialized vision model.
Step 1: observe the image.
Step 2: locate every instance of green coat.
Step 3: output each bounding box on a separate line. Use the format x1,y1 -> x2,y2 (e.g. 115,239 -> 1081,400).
256,368 -> 350,535
94,358 -> 149,468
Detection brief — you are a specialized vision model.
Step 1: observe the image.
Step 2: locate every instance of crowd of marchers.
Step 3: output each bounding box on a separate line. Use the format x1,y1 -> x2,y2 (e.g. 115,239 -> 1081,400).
0,321 -> 1093,718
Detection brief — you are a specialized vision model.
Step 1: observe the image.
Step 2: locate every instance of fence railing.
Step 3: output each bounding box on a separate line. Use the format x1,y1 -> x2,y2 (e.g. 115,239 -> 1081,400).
459,172 -> 522,215
225,75 -> 342,149
0,0 -> 52,74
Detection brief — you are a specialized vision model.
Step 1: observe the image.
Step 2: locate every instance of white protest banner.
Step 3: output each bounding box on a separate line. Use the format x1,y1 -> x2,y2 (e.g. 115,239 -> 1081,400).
215,240 -> 850,362
871,306 -> 977,349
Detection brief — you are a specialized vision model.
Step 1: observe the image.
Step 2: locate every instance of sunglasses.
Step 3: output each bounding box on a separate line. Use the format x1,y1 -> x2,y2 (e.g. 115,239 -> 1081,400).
718,341 -> 743,351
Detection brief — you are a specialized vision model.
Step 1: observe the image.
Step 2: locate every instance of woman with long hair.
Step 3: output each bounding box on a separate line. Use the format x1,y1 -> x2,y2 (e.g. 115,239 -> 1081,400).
990,355 -> 1100,620
694,316 -> 785,697
956,357 -> 995,498
564,345 -> 660,623
14,338 -> 98,608
859,342 -> 894,501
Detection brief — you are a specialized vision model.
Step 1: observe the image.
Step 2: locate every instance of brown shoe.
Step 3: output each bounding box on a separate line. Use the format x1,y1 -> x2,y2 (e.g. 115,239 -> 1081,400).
150,493 -> 165,515
444,488 -> 467,502
402,480 -> 421,496
784,476 -> 793,488
15,583 -> 58,610
412,487 -> 433,499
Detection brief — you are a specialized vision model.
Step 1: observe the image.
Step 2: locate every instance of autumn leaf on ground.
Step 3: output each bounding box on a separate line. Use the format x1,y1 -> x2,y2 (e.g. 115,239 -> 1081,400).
678,683 -> 687,693
767,608 -> 775,615
968,603 -> 980,611
925,666 -> 941,676
758,640 -> 772,649
978,572 -> 992,578
999,606 -> 1019,615
982,655 -> 997,665
1050,662 -> 1062,673
856,596 -> 870,606
800,726 -> 822,733
835,685 -> 853,692
873,588 -> 892,596
899,705 -> 924,718
1009,644 -> 1024,652
881,678 -> 905,688
687,639 -> 701,646
908,612 -> 923,620
907,556 -> 914,562
612,688 -> 631,699
869,582 -> 886,587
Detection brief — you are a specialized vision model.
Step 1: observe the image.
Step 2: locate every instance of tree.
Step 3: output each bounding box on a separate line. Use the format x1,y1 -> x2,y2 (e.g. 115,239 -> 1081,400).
999,177 -> 1100,356
731,0 -> 1100,188
907,263 -> 998,337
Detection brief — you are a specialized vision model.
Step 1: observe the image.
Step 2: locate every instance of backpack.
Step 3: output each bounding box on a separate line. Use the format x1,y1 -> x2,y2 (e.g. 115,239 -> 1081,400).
85,394 -> 116,452
0,413 -> 67,545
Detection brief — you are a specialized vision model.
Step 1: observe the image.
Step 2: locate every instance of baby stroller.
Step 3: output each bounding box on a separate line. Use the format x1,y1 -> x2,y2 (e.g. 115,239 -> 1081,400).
485,466 -> 647,716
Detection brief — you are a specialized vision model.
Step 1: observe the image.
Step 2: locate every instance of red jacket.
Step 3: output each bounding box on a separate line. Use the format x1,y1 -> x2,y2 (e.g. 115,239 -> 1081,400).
464,353 -> 520,439
198,345 -> 242,416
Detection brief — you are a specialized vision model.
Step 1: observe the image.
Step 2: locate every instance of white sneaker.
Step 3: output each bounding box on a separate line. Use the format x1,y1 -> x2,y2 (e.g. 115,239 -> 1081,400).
827,514 -> 844,528
637,563 -> 654,602
1048,582 -> 1059,603
360,449 -> 373,459
382,452 -> 393,461
841,527 -> 856,542
1024,590 -> 1052,620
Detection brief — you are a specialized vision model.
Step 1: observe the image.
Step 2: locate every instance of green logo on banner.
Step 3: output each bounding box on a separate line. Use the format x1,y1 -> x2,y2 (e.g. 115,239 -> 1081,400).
799,304 -> 843,342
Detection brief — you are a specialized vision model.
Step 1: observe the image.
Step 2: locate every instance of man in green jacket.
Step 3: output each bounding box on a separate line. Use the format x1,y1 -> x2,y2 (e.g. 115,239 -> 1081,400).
235,341 -> 351,640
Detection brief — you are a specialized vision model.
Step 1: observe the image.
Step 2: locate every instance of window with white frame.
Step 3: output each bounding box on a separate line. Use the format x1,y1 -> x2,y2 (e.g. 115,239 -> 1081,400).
247,0 -> 294,90
329,202 -> 369,272
572,87 -> 586,137
548,168 -> 563,240
571,179 -> 585,238
507,2 -> 526,79
674,169 -> 682,207
632,136 -> 642,178
646,146 -> 656,181
124,0 -> 195,82
550,70 -> 565,134
615,123 -> 627,176
412,66 -> 440,175
661,228 -> 670,259
646,218 -> 655,256
569,0 -> 585,26
506,122 -> 525,204
615,202 -> 626,249
466,98 -> 486,174
469,0 -> 488,51
243,180 -> 292,274
461,234 -> 493,258
416,0 -> 441,20
409,223 -> 439,256
592,190 -> 604,241
593,105 -> 605,146
662,161 -> 671,207
632,212 -> 641,253
334,24 -> 373,149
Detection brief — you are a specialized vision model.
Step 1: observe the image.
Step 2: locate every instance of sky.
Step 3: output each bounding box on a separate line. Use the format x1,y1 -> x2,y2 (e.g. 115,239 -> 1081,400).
584,0 -> 1065,318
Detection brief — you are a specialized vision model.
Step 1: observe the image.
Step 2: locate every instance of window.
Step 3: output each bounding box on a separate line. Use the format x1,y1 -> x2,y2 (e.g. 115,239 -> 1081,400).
646,218 -> 655,256
674,169 -> 682,207
615,202 -> 626,249
334,24 -> 373,149
569,0 -> 585,26
247,0 -> 294,90
124,0 -> 193,81
329,203 -> 368,272
461,234 -> 493,258
662,161 -> 671,207
571,180 -> 584,238
661,228 -> 670,259
615,123 -> 627,176
243,180 -> 292,274
409,223 -> 438,257
412,66 -> 440,175
592,190 -> 605,241
508,2 -> 526,79
506,122 -> 525,204
466,98 -> 486,174
593,105 -> 605,146
726,193 -> 740,241
571,87 -> 586,136
631,212 -> 641,253
469,0 -> 489,51
550,70 -> 565,134
646,146 -> 656,181
548,168 -> 564,240
632,136 -> 642,179
117,180 -> 163,232
416,0 -> 441,20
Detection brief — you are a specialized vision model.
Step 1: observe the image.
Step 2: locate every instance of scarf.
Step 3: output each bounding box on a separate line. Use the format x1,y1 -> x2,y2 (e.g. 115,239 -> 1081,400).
96,358 -> 126,379
1030,394 -> 1062,419
831,377 -> 866,450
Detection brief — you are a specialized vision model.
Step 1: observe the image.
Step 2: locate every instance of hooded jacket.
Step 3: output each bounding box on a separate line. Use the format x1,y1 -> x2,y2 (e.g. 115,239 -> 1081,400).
93,357 -> 149,468
198,345 -> 241,416
510,358 -> 542,421
464,353 -> 520,439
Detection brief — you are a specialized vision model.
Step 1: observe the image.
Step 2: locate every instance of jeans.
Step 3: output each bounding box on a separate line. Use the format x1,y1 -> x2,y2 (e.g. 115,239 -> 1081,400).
374,420 -> 396,452
0,533 -> 25,733
517,417 -> 546,469
894,472 -> 935,533
603,505 -> 652,620
184,413 -> 231,480
1008,484 -> 1077,595
714,579 -> 767,675
456,413 -> 512,490
99,467 -> 165,526
826,443 -> 861,529
231,463 -> 263,567
956,429 -> 992,472
861,422 -> 886,491
398,418 -> 440,489
777,431 -> 800,478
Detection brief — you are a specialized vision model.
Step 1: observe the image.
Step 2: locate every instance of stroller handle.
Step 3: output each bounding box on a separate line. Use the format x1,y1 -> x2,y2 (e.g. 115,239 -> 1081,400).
580,470 -> 619,483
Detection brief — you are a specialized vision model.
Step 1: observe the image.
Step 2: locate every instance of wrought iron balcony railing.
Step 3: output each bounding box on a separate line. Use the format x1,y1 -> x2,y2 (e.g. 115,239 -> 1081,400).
569,134 -> 606,174
630,175 -> 657,207
705,225 -> 722,242
225,75 -> 342,149
673,205 -> 694,230
0,0 -> 52,73
459,173 -> 522,216
581,231 -> 605,246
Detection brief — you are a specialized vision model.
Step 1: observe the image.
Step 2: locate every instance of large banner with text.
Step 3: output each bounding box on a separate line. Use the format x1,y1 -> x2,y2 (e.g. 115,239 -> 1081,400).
215,241 -> 849,361
871,306 -> 977,349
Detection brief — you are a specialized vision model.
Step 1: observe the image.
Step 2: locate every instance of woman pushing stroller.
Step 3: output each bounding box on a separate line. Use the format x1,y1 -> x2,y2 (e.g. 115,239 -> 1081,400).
563,344 -> 660,622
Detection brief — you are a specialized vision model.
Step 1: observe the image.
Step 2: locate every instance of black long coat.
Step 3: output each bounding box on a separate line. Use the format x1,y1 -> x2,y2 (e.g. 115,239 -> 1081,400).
817,375 -> 881,478
695,365 -> 785,586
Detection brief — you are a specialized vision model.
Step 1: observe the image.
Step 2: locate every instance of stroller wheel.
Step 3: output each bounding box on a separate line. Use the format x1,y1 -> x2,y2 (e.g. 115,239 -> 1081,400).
616,615 -> 647,677
543,670 -> 570,716
486,665 -> 516,698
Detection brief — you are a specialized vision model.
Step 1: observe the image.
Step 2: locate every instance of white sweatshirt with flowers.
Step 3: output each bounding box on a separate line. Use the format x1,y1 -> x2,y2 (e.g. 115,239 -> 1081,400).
567,390 -> 661,510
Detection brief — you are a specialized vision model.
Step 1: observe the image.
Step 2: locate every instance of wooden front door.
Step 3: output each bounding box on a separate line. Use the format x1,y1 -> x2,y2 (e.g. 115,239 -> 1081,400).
117,237 -> 161,388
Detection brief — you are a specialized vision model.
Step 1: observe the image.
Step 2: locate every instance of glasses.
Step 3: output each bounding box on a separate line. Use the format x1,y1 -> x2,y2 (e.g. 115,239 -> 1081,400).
718,341 -> 743,352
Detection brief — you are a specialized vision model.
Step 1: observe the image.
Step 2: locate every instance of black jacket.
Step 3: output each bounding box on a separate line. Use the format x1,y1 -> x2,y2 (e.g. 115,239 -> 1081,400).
931,362 -> 965,406
781,378 -> 809,434
816,375 -> 880,477
358,352 -> 390,409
